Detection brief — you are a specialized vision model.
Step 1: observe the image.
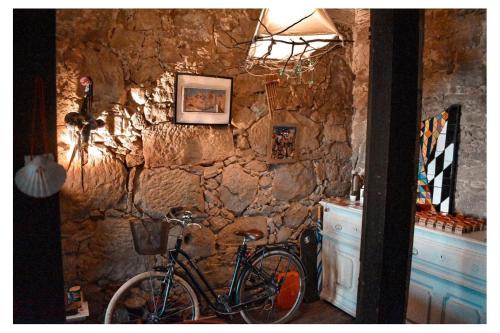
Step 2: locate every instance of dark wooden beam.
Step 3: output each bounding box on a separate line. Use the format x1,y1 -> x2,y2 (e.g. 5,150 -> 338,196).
14,9 -> 66,323
355,9 -> 424,323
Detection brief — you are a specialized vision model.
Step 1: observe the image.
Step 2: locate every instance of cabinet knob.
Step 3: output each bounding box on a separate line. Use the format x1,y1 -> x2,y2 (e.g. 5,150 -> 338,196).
324,207 -> 330,212
412,248 -> 419,256
335,224 -> 343,231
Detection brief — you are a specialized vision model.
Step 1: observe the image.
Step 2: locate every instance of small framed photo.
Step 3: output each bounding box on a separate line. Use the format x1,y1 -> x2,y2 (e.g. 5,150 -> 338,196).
267,123 -> 299,164
175,73 -> 233,125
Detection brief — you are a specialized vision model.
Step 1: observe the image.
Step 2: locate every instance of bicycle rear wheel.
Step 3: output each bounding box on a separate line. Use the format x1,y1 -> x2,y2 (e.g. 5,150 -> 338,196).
238,249 -> 305,324
104,271 -> 199,323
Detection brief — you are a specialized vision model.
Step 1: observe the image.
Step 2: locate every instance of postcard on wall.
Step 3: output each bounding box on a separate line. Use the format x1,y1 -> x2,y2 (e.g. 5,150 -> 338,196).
267,123 -> 299,164
175,73 -> 233,125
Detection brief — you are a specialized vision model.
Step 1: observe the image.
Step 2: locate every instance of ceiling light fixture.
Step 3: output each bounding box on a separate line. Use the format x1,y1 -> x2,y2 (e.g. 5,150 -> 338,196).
242,8 -> 349,78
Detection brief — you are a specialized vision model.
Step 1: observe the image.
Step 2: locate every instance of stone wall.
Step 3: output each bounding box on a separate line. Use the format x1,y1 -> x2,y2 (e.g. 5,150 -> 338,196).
350,9 -> 370,174
422,9 -> 486,218
56,9 -> 355,320
350,9 -> 486,218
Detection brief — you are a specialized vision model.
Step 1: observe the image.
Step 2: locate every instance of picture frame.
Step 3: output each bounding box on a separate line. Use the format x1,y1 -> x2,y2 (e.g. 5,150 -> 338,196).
267,123 -> 299,164
174,73 -> 233,125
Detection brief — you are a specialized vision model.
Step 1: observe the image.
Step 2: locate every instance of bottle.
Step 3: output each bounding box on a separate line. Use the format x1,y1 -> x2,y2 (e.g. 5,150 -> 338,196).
67,285 -> 82,308
350,171 -> 361,201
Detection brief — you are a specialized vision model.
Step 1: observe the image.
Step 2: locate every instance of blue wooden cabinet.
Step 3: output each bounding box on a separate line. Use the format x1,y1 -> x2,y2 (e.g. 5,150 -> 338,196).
319,200 -> 486,324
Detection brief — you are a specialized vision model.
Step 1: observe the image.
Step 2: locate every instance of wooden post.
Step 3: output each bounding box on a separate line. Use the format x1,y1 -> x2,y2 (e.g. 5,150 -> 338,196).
14,9 -> 66,323
355,9 -> 424,323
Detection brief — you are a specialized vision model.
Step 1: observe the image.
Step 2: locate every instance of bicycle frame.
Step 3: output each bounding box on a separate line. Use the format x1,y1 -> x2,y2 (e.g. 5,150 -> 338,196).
155,236 -> 300,316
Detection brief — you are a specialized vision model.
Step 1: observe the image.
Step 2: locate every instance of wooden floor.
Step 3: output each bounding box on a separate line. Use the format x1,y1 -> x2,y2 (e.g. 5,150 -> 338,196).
289,300 -> 354,324
224,300 -> 354,324
89,299 -> 353,324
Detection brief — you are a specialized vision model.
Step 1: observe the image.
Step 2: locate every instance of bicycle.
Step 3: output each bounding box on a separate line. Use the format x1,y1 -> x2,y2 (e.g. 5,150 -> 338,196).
104,207 -> 306,324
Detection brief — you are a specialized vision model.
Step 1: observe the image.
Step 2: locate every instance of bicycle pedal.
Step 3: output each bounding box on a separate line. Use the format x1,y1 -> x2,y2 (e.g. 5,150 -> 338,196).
263,302 -> 274,311
153,266 -> 168,272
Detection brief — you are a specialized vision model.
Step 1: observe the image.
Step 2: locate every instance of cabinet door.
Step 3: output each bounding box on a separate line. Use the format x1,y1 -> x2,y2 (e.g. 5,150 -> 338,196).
441,294 -> 485,324
321,234 -> 360,317
407,277 -> 434,323
409,266 -> 486,324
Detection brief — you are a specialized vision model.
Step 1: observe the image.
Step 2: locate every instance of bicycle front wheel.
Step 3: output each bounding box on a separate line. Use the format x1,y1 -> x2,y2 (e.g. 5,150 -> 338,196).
104,271 -> 200,324
238,249 -> 305,324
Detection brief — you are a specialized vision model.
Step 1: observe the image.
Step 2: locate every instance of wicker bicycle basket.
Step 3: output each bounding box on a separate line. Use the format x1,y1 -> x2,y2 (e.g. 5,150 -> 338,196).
129,218 -> 171,255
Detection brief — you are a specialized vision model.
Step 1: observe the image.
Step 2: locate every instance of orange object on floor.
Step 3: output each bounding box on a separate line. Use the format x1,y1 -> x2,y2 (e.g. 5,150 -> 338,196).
276,271 -> 300,310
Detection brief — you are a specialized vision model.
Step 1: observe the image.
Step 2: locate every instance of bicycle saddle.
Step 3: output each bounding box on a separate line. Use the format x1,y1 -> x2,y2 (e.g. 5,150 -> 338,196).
169,206 -> 208,221
234,229 -> 264,241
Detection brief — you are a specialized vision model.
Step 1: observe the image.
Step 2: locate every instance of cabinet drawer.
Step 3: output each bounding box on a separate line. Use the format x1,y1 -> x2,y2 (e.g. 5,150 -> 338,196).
323,208 -> 362,239
412,236 -> 486,282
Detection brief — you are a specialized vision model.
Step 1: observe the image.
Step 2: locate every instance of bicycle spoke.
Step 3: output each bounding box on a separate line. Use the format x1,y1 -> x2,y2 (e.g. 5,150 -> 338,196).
278,257 -> 292,287
116,308 -> 147,324
272,255 -> 283,279
239,251 -> 304,324
106,272 -> 197,324
259,250 -> 265,272
259,298 -> 272,316
162,304 -> 194,321
129,315 -> 147,324
122,318 -> 145,324
285,257 -> 291,273
265,299 -> 276,321
147,273 -> 158,314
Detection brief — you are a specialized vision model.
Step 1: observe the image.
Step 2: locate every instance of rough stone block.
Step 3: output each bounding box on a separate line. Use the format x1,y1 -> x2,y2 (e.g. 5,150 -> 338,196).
204,178 -> 219,190
329,142 -> 352,162
236,135 -> 250,149
130,88 -> 147,105
60,153 -> 127,220
62,217 -> 147,283
134,167 -> 204,218
219,164 -> 258,215
142,122 -> 235,167
244,160 -> 268,172
231,106 -> 257,130
247,116 -> 269,156
203,164 -> 221,179
143,101 -> 169,124
272,161 -> 316,201
126,151 -> 145,168
182,226 -> 215,258
276,226 -> 293,243
130,111 -> 148,130
208,216 -> 231,233
284,202 -> 309,229
292,112 -> 321,152
259,175 -> 272,188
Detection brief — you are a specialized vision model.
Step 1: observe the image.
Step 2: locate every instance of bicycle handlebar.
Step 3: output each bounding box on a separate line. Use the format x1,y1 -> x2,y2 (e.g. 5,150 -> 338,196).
164,208 -> 208,229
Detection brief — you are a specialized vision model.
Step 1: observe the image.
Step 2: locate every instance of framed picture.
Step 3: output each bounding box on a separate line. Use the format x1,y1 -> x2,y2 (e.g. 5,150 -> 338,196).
175,73 -> 233,125
267,123 -> 299,164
